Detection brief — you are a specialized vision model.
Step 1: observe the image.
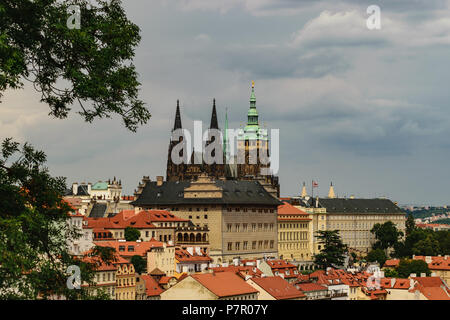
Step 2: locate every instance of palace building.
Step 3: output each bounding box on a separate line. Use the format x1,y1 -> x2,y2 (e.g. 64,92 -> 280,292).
165,82 -> 279,197
131,173 -> 282,264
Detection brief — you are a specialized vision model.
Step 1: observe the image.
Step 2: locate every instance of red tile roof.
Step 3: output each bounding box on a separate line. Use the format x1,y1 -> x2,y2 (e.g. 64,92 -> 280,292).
86,209 -> 189,230
175,248 -> 212,263
277,202 -> 311,221
251,276 -> 306,300
191,272 -> 258,298
211,265 -> 263,278
296,282 -> 328,292
94,239 -> 164,257
141,275 -> 164,297
266,260 -> 299,278
413,256 -> 450,271
383,259 -> 400,268
412,277 -> 450,300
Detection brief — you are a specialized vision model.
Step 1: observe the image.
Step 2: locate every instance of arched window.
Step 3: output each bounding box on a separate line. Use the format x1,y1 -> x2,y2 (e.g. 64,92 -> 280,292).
183,233 -> 188,242
178,233 -> 183,242
196,233 -> 202,242
202,233 -> 207,242
189,233 -> 195,242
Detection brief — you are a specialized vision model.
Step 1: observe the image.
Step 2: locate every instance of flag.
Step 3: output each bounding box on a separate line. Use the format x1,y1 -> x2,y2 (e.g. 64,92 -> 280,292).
312,181 -> 319,188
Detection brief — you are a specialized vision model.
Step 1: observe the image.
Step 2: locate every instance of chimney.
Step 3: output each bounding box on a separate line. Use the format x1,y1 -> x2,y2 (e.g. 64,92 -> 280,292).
87,182 -> 92,195
315,197 -> 319,208
431,272 -> 436,277
157,176 -> 164,186
425,256 -> 432,264
420,273 -> 426,277
256,260 -> 261,269
410,273 -> 416,278
72,182 -> 78,195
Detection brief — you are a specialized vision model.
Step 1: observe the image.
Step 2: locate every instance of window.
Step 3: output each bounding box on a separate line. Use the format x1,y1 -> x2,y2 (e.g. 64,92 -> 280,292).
243,241 -> 248,250
258,241 -> 263,248
252,223 -> 257,232
258,223 -> 262,230
227,224 -> 232,232
270,240 -> 274,249
119,245 -> 125,252
235,224 -> 240,232
227,242 -> 232,251
252,241 -> 257,249
204,215 -> 208,219
243,223 -> 248,232
145,231 -> 149,237
235,242 -> 240,250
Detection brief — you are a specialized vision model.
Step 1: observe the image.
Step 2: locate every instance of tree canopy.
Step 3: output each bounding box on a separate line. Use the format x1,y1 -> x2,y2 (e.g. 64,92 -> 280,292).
313,230 -> 348,270
371,221 -> 404,251
0,138 -> 115,299
124,226 -> 140,242
130,255 -> 146,275
397,259 -> 430,278
366,248 -> 387,267
0,0 -> 149,131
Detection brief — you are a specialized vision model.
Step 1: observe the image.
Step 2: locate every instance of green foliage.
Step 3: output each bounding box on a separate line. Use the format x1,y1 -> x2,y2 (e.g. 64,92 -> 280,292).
0,138 -> 111,299
394,228 -> 450,258
397,259 -> 430,278
405,214 -> 416,236
384,268 -> 399,278
0,0 -> 149,131
313,230 -> 348,270
124,226 -> 140,241
371,221 -> 404,251
130,255 -> 146,274
366,249 -> 387,267
434,218 -> 450,225
412,234 -> 441,256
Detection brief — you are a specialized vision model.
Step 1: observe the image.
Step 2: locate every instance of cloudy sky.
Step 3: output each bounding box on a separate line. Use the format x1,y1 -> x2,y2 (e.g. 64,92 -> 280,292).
2,0 -> 450,205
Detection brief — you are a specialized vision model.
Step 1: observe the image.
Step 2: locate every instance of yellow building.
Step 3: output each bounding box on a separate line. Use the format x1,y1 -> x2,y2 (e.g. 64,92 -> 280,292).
81,256 -> 117,299
291,188 -> 406,255
277,201 -> 312,267
114,255 -> 136,300
132,174 -> 281,264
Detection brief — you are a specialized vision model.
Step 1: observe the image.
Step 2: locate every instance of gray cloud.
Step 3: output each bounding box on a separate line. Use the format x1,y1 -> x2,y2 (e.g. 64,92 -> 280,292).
2,0 -> 450,205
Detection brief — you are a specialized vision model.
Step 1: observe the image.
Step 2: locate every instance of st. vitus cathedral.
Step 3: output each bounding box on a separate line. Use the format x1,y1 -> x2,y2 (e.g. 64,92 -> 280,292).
166,82 -> 280,197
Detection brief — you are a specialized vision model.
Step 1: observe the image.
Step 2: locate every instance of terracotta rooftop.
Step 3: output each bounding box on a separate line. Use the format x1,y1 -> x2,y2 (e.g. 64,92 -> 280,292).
191,272 -> 258,298
94,239 -> 164,257
141,275 -> 164,297
250,276 -> 306,300
277,202 -> 311,221
296,282 -> 328,292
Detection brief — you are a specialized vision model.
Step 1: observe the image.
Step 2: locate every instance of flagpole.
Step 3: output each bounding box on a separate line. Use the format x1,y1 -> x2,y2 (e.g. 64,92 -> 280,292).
311,180 -> 313,200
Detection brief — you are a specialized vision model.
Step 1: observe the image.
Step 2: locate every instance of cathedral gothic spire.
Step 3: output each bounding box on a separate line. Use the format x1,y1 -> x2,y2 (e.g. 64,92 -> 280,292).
173,99 -> 182,131
210,99 -> 219,129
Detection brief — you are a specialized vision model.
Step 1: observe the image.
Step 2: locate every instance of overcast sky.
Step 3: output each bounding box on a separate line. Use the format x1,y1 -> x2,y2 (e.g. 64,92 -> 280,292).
1,0 -> 450,205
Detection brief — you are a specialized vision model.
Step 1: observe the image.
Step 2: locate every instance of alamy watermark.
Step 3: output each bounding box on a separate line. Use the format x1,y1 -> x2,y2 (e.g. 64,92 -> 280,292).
66,265 -> 81,289
366,5 -> 381,30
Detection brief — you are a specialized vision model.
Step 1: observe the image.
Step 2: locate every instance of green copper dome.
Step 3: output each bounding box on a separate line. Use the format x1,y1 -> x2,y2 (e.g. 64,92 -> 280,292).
238,82 -> 268,141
